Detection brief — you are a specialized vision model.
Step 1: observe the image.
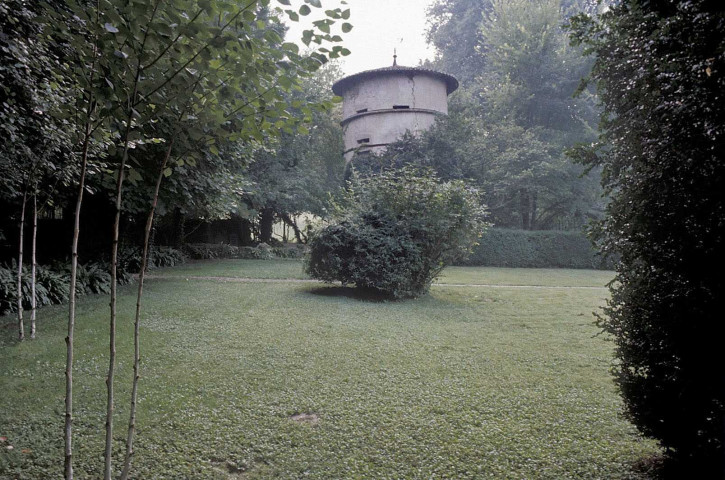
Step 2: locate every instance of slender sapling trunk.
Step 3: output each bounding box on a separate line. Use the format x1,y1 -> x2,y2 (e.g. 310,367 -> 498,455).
31,194 -> 37,339
120,138 -> 175,480
66,117 -> 93,480
105,73 -> 144,480
17,190 -> 27,341
104,132 -> 129,480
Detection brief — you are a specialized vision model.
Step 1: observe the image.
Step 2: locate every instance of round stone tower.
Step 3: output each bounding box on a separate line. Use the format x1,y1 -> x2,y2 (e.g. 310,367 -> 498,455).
332,58 -> 458,162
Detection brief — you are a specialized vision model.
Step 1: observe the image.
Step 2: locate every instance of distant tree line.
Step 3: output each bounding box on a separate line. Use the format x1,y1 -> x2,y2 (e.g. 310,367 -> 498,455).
406,0 -> 604,231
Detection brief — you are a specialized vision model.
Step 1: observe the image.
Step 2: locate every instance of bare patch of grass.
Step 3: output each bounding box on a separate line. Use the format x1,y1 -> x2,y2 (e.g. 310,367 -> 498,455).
290,413 -> 320,425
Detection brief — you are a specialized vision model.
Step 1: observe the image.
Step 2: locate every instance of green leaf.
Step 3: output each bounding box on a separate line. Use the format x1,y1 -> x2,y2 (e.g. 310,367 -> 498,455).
299,5 -> 311,16
282,42 -> 300,54
313,20 -> 330,34
342,23 -> 353,33
279,76 -> 293,90
127,168 -> 142,185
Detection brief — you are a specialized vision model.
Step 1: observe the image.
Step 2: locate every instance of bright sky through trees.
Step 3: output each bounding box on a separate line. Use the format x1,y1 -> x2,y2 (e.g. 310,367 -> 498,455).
285,0 -> 436,75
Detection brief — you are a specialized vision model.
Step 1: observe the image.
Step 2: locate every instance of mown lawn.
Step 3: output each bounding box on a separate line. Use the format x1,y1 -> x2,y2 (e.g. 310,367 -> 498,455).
0,261 -> 658,479
152,259 -> 615,287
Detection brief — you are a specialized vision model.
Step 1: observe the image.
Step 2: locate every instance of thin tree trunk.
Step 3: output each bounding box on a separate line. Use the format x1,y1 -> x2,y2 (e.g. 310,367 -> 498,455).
66,4 -> 101,477
120,139 -> 175,480
280,213 -> 306,244
17,190 -> 27,341
520,189 -> 531,230
67,107 -> 94,480
120,75 -> 201,476
530,192 -> 538,230
104,125 -> 131,480
259,208 -> 274,244
105,26 -> 153,476
31,194 -> 37,339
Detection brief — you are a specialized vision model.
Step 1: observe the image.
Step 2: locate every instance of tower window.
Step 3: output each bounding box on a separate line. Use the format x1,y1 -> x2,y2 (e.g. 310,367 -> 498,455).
357,137 -> 370,144
393,105 -> 410,109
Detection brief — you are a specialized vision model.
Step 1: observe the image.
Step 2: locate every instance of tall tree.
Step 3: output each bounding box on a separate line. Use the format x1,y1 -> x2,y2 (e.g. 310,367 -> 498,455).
475,0 -> 600,230
0,0 -> 75,341
569,0 -> 725,473
243,61 -> 345,243
423,0 -> 604,230
427,0 -> 492,85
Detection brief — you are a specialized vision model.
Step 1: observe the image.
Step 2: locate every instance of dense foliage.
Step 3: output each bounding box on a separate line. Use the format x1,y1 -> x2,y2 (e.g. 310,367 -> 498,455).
242,63 -> 345,244
0,0 -> 76,208
0,247 -> 185,316
184,242 -> 306,260
306,168 -> 488,298
416,0 -> 604,231
459,228 -> 613,269
569,0 -> 725,471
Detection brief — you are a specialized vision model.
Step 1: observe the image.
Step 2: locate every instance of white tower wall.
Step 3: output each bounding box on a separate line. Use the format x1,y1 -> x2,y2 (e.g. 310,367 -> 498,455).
332,65 -> 458,162
340,74 -> 449,119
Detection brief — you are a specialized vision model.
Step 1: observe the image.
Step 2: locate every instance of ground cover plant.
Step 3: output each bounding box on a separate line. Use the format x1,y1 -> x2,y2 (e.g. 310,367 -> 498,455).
0,260 -> 659,478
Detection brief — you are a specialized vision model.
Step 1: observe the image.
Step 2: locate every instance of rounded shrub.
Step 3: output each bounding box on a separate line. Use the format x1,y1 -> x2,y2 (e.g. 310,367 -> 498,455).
306,167 -> 488,298
306,214 -> 426,298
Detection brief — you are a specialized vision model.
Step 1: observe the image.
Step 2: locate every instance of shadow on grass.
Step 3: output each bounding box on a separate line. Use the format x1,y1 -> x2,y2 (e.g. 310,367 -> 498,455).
631,453 -> 725,480
304,285 -> 396,303
0,317 -> 23,346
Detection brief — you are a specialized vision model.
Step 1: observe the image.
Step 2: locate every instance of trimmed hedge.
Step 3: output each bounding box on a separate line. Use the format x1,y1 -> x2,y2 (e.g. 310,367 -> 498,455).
183,243 -> 308,260
458,229 -> 614,270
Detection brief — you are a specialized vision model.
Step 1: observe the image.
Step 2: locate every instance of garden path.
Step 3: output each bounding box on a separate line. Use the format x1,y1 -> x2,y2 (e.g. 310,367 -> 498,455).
143,274 -> 607,290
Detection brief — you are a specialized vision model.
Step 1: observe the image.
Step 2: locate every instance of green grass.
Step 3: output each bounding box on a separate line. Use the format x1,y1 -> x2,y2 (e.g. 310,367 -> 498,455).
151,259 -> 308,279
438,266 -> 614,287
152,259 -> 614,287
0,261 -> 657,479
